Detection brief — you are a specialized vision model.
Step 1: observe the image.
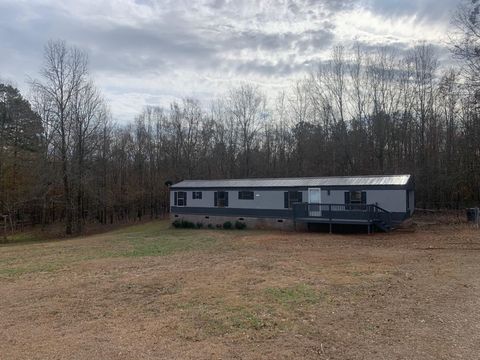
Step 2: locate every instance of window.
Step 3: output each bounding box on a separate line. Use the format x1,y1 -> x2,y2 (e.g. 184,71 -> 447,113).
350,191 -> 363,204
175,191 -> 187,207
284,191 -> 303,208
238,191 -> 254,200
345,191 -> 366,210
214,191 -> 229,207
193,191 -> 202,200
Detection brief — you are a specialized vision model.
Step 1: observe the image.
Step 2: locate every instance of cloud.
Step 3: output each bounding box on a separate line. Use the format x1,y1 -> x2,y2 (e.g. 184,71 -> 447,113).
367,0 -> 458,23
0,0 -> 457,123
221,27 -> 334,55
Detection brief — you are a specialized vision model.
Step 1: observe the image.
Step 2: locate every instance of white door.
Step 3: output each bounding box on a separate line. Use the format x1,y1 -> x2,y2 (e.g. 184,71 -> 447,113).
308,188 -> 322,217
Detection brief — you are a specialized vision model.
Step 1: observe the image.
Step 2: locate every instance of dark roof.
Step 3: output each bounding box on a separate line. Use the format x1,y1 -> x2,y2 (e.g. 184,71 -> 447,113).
171,175 -> 412,189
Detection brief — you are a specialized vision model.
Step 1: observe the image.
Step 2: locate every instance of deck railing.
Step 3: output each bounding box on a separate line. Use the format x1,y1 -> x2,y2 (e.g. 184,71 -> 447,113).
292,203 -> 392,226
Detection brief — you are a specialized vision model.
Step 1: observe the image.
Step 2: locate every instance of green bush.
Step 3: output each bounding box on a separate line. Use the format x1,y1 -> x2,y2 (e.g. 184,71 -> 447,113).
175,219 -> 246,230
182,220 -> 195,228
235,221 -> 247,230
172,219 -> 196,229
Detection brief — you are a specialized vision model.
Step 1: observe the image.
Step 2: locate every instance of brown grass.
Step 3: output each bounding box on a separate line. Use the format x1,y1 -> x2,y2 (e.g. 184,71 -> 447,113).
1,220 -> 479,359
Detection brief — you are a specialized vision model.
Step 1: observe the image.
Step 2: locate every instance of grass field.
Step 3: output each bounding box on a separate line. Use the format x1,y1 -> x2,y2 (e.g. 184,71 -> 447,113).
1,221 -> 479,359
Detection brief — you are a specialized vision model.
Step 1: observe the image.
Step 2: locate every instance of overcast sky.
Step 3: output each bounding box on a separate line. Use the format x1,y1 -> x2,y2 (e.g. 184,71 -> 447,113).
0,0 -> 459,123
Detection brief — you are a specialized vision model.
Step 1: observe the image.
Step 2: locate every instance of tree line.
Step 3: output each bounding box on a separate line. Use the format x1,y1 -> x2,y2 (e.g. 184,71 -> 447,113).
0,1 -> 479,234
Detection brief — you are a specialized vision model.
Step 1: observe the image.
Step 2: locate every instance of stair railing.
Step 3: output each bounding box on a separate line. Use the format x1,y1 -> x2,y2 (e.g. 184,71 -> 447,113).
370,204 -> 392,228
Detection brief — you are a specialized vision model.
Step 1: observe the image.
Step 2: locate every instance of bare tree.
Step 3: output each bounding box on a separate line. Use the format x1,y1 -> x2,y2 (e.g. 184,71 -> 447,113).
227,85 -> 266,177
451,0 -> 480,95
72,82 -> 105,232
31,40 -> 89,234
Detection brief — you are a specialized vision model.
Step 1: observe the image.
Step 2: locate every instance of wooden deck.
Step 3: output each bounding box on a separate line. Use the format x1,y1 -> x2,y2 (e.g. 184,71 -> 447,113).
292,203 -> 393,233
294,218 -> 373,225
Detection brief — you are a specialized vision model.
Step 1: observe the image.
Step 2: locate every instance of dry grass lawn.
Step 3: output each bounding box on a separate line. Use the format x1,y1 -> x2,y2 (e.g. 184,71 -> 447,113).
1,221 -> 479,359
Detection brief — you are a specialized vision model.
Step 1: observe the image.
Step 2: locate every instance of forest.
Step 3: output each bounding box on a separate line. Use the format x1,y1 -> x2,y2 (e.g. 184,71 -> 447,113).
0,1 -> 479,235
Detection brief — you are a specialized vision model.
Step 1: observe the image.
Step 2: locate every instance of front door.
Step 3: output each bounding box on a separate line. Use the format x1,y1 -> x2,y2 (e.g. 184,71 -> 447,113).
308,188 -> 322,217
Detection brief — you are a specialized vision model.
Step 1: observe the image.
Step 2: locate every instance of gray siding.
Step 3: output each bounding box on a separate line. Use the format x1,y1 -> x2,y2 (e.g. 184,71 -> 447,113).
170,190 -> 214,208
172,189 -> 296,209
188,190 -> 214,208
229,190 -> 284,209
366,190 -> 407,213
408,190 -> 415,215
321,189 -> 343,204
171,188 -> 408,213
321,189 -> 406,212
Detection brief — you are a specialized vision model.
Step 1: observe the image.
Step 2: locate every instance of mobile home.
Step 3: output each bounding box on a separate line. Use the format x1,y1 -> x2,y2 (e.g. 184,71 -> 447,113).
170,175 -> 414,232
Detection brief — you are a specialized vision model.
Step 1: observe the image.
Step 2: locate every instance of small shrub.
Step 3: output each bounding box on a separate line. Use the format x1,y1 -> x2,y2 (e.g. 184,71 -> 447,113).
196,222 -> 204,229
216,224 -> 222,229
181,220 -> 195,229
223,221 -> 233,230
234,221 -> 247,230
207,224 -> 214,229
173,220 -> 196,229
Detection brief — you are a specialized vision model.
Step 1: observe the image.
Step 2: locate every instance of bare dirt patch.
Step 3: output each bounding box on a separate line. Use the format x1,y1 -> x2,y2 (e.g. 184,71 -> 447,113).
1,221 -> 479,359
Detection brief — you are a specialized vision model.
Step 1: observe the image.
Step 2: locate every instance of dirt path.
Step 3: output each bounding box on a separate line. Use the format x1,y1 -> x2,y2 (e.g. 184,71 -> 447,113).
1,223 -> 479,359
